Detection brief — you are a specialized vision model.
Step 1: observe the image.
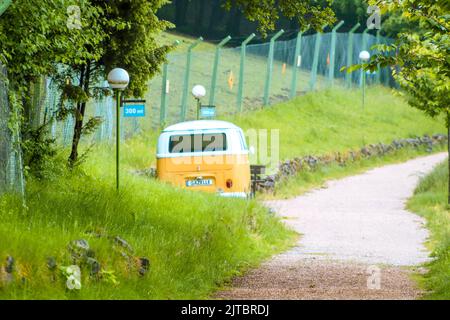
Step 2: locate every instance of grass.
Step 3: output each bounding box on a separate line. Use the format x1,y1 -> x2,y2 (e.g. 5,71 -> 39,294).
109,85 -> 445,178
135,31 -> 341,128
0,162 -> 294,299
229,86 -> 444,162
407,161 -> 450,300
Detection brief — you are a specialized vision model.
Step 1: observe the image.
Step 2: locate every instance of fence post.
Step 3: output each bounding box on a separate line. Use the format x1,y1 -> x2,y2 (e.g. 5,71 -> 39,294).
362,27 -> 369,50
264,29 -> 284,106
375,29 -> 381,84
160,41 -> 180,126
309,25 -> 327,91
290,30 -> 304,99
346,23 -> 360,88
180,37 -> 203,121
360,28 -> 369,87
328,20 -> 344,87
209,35 -> 231,107
160,62 -> 169,126
237,33 -> 256,112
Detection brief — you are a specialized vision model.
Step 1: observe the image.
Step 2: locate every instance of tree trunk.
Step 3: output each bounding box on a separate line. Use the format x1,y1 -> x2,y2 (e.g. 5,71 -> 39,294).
68,62 -> 91,167
447,113 -> 450,205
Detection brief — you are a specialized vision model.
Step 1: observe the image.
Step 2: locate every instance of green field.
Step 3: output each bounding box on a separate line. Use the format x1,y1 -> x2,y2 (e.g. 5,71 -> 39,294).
408,161 -> 450,300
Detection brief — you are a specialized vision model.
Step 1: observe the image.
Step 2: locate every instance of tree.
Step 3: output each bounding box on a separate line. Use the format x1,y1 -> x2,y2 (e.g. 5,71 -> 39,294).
359,1 -> 450,203
0,0 -> 105,174
225,0 -> 335,34
65,0 -> 172,166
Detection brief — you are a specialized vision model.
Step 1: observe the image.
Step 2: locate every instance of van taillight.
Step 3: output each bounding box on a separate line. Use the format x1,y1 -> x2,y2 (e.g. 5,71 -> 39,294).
226,179 -> 233,188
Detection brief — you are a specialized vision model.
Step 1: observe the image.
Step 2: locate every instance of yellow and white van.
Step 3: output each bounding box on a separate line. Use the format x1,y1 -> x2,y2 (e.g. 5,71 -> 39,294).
156,120 -> 250,198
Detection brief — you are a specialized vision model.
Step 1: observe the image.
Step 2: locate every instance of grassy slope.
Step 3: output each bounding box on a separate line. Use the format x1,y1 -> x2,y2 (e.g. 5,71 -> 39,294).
0,167 -> 293,299
103,86 -> 445,172
407,162 -> 450,300
229,86 -> 444,159
142,32 -> 339,126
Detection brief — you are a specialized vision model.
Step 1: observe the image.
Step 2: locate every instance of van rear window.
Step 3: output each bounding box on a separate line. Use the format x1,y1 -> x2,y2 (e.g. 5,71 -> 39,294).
169,133 -> 227,153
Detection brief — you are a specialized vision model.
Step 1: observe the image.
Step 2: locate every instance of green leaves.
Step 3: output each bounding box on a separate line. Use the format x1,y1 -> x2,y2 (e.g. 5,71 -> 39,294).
360,1 -> 450,121
225,0 -> 336,34
96,0 -> 172,98
0,0 -> 105,91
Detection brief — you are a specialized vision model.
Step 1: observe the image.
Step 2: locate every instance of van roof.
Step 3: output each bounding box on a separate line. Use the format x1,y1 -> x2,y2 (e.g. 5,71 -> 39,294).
162,120 -> 241,132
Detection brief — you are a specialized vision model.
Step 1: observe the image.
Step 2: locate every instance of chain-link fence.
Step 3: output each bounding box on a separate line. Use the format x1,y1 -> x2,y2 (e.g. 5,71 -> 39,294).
0,65 -> 25,197
1,28 -> 394,193
141,29 -> 393,134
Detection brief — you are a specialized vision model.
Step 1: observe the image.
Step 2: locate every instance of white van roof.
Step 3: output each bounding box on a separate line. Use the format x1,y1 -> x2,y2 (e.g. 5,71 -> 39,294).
163,120 -> 241,132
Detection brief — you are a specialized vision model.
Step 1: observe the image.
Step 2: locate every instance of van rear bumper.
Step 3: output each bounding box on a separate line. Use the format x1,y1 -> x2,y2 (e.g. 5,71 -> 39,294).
218,192 -> 248,199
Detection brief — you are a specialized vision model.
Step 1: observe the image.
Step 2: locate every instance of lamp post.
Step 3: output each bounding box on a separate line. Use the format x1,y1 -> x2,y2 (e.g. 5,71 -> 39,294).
359,50 -> 370,110
192,84 -> 206,120
107,68 -> 129,190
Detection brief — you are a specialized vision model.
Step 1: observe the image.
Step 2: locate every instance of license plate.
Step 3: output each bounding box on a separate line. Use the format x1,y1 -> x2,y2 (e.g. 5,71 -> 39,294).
186,179 -> 213,187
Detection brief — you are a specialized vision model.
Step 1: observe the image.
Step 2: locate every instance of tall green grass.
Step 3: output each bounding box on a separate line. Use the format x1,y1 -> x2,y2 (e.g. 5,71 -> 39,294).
0,167 -> 293,299
229,87 -> 444,160
408,162 -> 450,300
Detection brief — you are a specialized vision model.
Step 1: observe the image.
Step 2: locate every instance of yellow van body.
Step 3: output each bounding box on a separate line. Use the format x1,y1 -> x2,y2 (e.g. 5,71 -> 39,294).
156,120 -> 250,198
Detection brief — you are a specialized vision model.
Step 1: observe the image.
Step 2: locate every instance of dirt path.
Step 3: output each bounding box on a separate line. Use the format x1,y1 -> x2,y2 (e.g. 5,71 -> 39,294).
217,153 -> 447,300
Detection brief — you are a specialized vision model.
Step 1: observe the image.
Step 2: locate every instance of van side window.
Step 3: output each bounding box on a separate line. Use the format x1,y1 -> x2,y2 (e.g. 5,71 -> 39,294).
169,133 -> 227,153
238,130 -> 248,150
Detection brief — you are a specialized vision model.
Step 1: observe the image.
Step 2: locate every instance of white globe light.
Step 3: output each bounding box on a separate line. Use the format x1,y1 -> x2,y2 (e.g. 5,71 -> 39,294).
107,68 -> 130,90
359,50 -> 370,62
192,85 -> 206,99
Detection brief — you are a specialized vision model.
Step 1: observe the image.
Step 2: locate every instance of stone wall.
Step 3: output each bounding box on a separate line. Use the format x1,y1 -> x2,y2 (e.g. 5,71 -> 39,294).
258,134 -> 448,192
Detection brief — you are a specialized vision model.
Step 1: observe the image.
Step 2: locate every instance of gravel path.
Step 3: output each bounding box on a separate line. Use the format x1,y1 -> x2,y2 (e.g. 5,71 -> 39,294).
217,153 -> 447,300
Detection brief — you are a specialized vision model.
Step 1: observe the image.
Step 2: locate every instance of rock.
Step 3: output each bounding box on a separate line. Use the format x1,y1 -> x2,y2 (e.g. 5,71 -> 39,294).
361,147 -> 371,156
138,257 -> 150,277
68,239 -> 91,261
47,257 -> 57,271
113,236 -> 134,253
72,239 -> 89,251
86,257 -> 101,276
5,256 -> 14,274
132,168 -> 157,178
